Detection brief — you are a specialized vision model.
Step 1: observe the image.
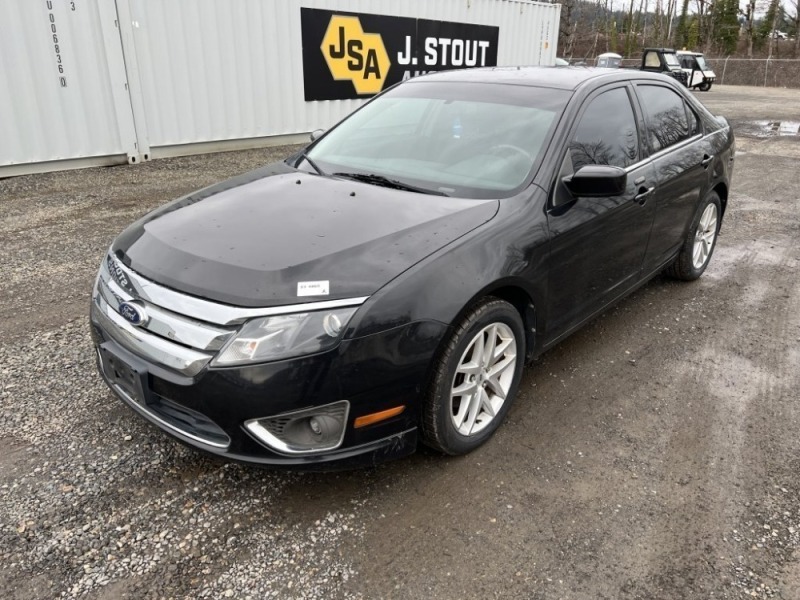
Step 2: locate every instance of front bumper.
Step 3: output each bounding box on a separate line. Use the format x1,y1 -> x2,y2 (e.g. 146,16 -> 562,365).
90,304 -> 446,470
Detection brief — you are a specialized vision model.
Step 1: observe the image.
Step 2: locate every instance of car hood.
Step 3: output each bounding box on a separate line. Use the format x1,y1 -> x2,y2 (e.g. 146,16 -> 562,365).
113,163 -> 499,307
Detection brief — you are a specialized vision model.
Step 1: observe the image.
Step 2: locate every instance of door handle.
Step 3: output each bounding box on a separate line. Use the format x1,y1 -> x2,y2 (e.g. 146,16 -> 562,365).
634,186 -> 655,205
701,154 -> 714,168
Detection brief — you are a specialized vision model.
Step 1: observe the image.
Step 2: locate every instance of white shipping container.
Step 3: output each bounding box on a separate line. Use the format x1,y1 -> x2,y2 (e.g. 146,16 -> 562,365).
0,0 -> 560,177
0,0 -> 139,174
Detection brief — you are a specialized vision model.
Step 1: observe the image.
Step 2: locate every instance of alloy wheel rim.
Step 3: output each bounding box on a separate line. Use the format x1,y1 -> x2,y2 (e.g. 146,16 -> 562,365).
692,203 -> 718,269
449,322 -> 518,437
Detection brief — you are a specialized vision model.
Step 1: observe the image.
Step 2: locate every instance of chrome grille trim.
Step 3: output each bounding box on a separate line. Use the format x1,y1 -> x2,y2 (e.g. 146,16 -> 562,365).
141,304 -> 232,352
92,293 -> 212,377
98,271 -> 233,352
94,253 -> 370,375
108,255 -> 369,326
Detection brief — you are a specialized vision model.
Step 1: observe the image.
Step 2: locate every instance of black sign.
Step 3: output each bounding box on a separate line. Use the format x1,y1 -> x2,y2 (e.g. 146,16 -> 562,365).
301,8 -> 499,101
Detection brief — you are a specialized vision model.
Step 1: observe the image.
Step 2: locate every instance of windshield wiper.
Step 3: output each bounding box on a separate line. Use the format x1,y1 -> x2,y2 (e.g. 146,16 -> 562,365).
295,151 -> 326,176
332,172 -> 447,196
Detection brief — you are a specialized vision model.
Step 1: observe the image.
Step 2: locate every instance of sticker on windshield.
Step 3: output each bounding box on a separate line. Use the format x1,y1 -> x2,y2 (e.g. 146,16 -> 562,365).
297,281 -> 330,297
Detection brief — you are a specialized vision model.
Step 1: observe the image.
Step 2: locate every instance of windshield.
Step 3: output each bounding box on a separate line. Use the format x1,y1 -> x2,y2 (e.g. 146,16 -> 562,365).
305,81 -> 569,198
663,52 -> 681,67
694,55 -> 708,70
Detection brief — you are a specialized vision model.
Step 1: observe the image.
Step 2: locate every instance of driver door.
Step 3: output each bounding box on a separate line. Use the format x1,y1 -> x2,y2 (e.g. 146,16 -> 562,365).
544,84 -> 657,339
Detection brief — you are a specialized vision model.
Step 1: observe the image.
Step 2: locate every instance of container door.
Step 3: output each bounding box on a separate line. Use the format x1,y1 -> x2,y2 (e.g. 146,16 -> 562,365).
0,0 -> 140,175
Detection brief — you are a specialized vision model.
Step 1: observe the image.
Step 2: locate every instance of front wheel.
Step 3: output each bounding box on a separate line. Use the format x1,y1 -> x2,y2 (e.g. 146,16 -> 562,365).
665,192 -> 721,281
421,298 -> 525,455
698,81 -> 712,92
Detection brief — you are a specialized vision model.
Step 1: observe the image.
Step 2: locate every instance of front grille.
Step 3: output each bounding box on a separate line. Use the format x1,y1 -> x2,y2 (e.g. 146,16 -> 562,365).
92,253 -> 370,377
97,256 -> 236,354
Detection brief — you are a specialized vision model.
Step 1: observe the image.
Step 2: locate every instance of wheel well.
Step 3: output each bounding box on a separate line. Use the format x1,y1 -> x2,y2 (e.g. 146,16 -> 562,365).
713,182 -> 728,218
483,286 -> 537,359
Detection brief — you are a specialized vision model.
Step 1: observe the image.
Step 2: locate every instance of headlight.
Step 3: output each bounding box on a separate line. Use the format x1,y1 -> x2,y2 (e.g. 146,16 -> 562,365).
211,307 -> 358,366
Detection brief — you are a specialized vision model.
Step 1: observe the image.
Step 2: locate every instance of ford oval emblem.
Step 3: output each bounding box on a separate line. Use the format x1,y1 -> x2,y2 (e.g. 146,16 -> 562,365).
118,301 -> 148,327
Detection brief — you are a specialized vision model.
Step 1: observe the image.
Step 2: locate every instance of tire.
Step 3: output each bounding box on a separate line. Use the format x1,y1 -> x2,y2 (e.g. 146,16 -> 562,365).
665,191 -> 721,281
698,82 -> 712,92
421,298 -> 525,455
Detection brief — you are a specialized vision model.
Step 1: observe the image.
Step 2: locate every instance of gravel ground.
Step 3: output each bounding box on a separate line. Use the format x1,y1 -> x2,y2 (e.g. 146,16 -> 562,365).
1,85 -> 799,599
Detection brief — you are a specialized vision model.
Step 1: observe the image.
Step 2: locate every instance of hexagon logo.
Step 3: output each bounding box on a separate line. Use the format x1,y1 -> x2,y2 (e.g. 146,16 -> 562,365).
321,15 -> 391,95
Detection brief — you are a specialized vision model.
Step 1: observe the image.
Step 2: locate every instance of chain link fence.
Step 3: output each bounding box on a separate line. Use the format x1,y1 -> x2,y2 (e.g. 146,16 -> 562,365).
618,58 -> 800,88
707,59 -> 800,88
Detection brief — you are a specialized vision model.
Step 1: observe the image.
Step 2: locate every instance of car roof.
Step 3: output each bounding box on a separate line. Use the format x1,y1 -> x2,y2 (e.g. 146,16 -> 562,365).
676,50 -> 703,55
408,66 -> 679,91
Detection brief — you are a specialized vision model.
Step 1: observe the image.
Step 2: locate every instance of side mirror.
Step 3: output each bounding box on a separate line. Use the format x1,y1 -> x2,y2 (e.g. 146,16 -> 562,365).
562,165 -> 627,198
309,129 -> 325,142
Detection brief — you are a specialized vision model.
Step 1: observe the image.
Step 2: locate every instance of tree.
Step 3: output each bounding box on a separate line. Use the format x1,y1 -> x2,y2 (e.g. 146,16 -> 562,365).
609,7 -> 620,54
687,16 -> 700,48
759,0 -> 779,39
711,0 -> 739,55
623,0 -> 636,55
559,0 -> 577,58
652,0 -> 664,46
675,0 -> 691,47
741,0 -> 758,57
757,0 -> 782,56
792,0 -> 800,56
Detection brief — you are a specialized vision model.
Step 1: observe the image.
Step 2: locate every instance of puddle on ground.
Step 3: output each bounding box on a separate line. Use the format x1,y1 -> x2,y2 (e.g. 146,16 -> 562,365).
734,120 -> 800,138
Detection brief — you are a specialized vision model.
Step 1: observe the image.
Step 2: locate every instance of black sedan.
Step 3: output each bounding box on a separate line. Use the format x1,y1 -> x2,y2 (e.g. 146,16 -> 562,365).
91,67 -> 734,468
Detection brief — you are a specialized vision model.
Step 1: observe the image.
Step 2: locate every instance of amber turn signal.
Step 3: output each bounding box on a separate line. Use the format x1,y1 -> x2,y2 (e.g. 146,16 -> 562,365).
353,405 -> 405,429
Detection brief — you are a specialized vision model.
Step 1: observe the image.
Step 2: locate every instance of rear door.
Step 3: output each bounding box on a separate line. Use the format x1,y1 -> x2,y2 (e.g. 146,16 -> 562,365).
545,84 -> 657,339
634,83 -> 711,273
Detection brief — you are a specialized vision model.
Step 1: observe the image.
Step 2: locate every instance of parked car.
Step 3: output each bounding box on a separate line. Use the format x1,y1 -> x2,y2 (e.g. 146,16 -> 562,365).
677,50 -> 716,91
91,67 -> 734,469
772,30 -> 788,40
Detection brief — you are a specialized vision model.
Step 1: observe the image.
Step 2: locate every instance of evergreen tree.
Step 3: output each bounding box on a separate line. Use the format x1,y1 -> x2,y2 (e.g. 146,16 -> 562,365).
687,17 -> 700,48
610,19 -> 619,52
759,0 -> 780,41
711,0 -> 740,55
675,0 -> 690,48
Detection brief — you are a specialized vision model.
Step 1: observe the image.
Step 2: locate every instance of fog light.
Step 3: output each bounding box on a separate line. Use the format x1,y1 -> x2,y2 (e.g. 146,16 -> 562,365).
244,400 -> 349,455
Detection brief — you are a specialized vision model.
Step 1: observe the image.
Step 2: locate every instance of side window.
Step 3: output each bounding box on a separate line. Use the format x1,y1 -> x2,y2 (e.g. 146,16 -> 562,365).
685,103 -> 701,136
644,52 -> 660,68
568,87 -> 639,171
637,85 -> 691,152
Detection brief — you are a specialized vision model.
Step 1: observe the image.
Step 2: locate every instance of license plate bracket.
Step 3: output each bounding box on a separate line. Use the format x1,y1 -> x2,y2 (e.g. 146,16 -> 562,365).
98,343 -> 152,407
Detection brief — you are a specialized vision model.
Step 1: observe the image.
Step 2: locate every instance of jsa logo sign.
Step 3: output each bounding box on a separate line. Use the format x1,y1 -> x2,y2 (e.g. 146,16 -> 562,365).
321,16 -> 391,95
301,8 -> 499,102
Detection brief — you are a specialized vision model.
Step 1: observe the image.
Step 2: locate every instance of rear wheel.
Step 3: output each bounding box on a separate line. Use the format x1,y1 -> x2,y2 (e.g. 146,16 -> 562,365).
421,298 -> 525,455
698,81 -> 712,91
666,191 -> 721,281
